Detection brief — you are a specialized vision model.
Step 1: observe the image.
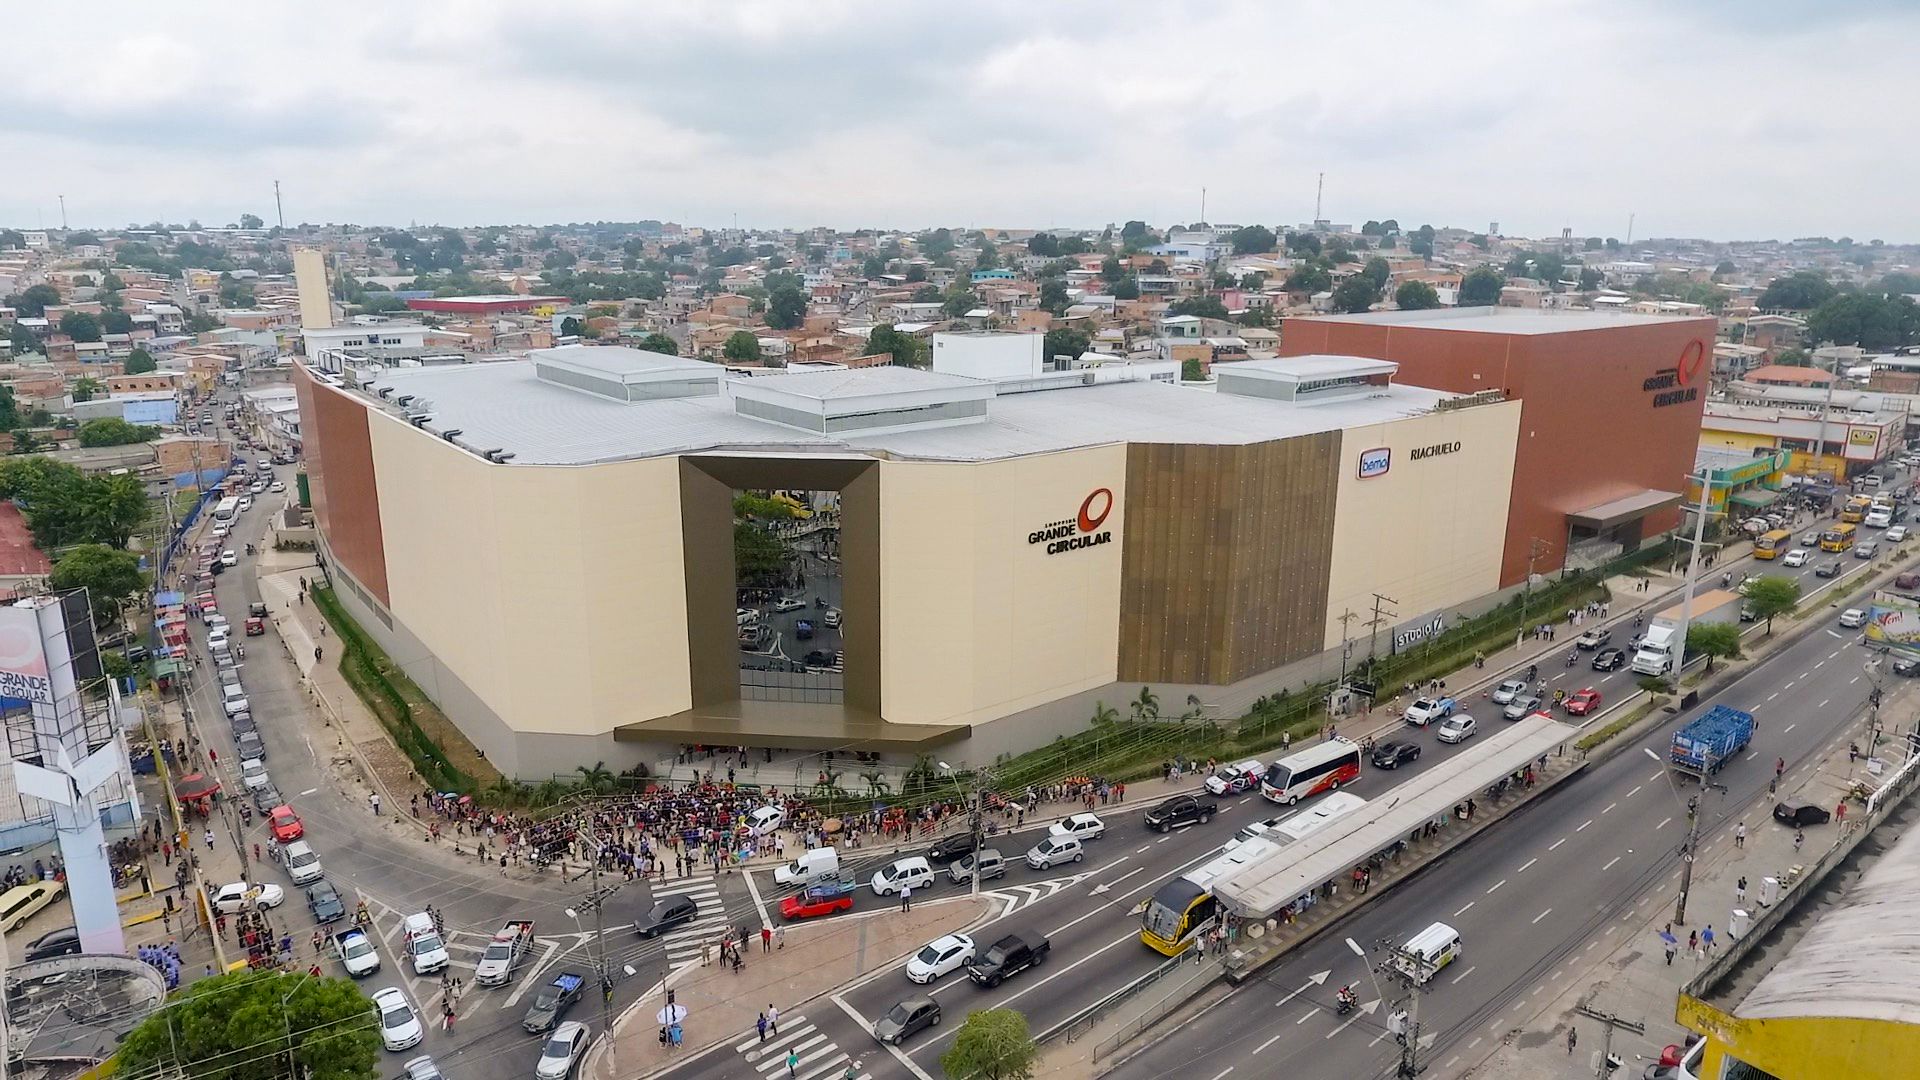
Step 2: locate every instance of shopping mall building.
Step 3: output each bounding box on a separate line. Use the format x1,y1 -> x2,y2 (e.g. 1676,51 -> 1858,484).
297,310 -> 1711,778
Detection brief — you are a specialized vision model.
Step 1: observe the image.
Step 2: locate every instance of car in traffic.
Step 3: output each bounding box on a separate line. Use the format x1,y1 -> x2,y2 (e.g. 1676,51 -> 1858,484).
1816,561 -> 1843,578
1502,693 -> 1545,721
965,932 -> 1050,988
1890,526 -> 1910,543
268,805 -> 304,842
1563,688 -> 1603,716
209,881 -> 283,914
1839,608 -> 1869,628
1490,678 -> 1528,705
1592,647 -> 1627,672
373,987 -> 423,1052
22,926 -> 81,960
1800,530 -> 1821,546
1203,758 -> 1264,795
1782,548 -> 1811,567
245,616 -> 265,636
306,880 -> 346,923
403,912 -> 449,975
1369,740 -> 1421,769
1434,715 -> 1478,744
1025,835 -> 1084,870
283,840 -> 324,885
251,783 -> 284,813
1574,626 -> 1611,650
523,973 -> 585,1034
1858,541 -> 1880,559
1050,812 -> 1106,842
873,996 -> 941,1045
1895,656 -> 1920,677
1142,794 -> 1214,832
780,881 -> 856,921
636,894 -> 699,938
947,849 -> 1006,885
401,1055 -> 443,1080
240,758 -> 271,791
1773,800 -> 1832,827
870,857 -> 934,896
925,833 -> 976,864
219,549 -> 238,567
1402,696 -> 1455,726
534,1021 -> 590,1079
905,932 -> 975,983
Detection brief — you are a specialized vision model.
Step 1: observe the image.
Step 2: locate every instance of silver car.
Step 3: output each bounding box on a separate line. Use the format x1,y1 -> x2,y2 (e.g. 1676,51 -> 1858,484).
535,1021 -> 590,1079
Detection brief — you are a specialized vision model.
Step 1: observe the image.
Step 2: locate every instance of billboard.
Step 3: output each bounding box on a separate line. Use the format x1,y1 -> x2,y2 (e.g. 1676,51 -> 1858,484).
1864,590 -> 1920,654
0,606 -> 53,704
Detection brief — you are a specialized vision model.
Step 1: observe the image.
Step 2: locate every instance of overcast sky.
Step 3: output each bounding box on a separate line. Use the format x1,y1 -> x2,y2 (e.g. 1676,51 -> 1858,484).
4,1 -> 1913,242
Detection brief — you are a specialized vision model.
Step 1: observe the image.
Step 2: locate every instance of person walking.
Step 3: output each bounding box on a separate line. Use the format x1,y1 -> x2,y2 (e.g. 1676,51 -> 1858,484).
762,925 -> 772,953
900,883 -> 912,912
768,1004 -> 779,1036
1567,1026 -> 1578,1055
1736,875 -> 1748,906
757,1012 -> 769,1043
370,793 -> 381,816
1702,924 -> 1716,954
1794,828 -> 1805,853
1735,821 -> 1747,849
787,1048 -> 800,1078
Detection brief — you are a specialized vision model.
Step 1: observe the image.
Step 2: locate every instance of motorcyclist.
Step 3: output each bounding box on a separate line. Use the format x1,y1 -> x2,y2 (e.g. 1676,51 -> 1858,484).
1567,650 -> 1578,667
1526,663 -> 1538,682
1337,985 -> 1357,1010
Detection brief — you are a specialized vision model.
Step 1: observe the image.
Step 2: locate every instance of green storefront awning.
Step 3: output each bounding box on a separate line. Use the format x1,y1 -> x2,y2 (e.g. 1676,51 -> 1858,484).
1729,488 -> 1782,509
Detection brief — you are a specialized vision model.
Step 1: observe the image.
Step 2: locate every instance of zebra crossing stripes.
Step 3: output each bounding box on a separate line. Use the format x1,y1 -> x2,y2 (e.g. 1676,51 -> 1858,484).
735,1015 -> 872,1080
983,872 -> 1091,916
611,873 -> 731,968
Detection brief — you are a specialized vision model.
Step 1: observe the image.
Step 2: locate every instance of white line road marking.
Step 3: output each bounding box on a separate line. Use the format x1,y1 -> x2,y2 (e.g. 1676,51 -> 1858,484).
1533,908 -> 1552,924
1627,785 -> 1642,798
1815,660 -> 1826,670
1819,700 -> 1830,709
1603,856 -> 1621,871
1209,1069 -> 1233,1080
1451,965 -> 1476,986
1830,630 -> 1845,639
1658,817 -> 1673,830
1136,845 -> 1151,854
1800,671 -> 1811,680
1577,819 -> 1593,832
1296,1008 -> 1317,1025
1603,802 -> 1617,814
1157,836 -> 1172,843
1767,692 -> 1780,702
1326,1000 -> 1380,1040
1748,751 -> 1759,760
1517,858 -> 1537,873
1469,1037 -> 1483,1049
1648,770 -> 1663,782
1445,1057 -> 1460,1070
1487,880 -> 1506,895
1784,723 -> 1797,734
835,995 -> 930,1080
1586,941 -> 1598,952
1253,1033 -> 1285,1055
1550,969 -> 1562,981
1454,901 -> 1475,917
297,787 -> 318,797
1549,838 -> 1566,851
1852,675 -> 1862,684
742,868 -> 772,930
1785,680 -> 1797,690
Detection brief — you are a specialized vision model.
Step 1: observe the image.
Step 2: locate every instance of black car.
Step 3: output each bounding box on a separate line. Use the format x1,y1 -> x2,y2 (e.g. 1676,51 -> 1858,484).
636,894 -> 699,938
1773,800 -> 1831,828
873,996 -> 941,1045
307,880 -> 346,923
249,602 -> 269,619
1142,794 -> 1215,833
1815,561 -> 1842,579
802,650 -> 840,669
1592,647 -> 1627,672
1369,740 -> 1421,769
965,932 -> 1050,988
1894,656 -> 1920,678
231,713 -> 258,737
23,926 -> 80,961
926,833 -> 975,864
522,972 -> 586,1034
252,784 -> 284,813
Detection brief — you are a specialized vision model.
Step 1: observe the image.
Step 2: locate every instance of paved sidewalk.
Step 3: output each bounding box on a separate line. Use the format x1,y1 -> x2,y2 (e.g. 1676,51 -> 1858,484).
587,895 -> 992,1080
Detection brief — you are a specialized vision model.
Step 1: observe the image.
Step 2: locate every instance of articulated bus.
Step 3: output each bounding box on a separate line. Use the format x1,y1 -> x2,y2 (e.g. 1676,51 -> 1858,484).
1141,792 -> 1368,955
1259,738 -> 1363,804
1753,529 -> 1792,559
1820,523 -> 1857,553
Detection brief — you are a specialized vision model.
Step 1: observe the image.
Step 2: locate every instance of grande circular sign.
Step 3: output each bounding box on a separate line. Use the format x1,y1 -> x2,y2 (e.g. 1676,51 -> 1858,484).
1676,339 -> 1706,387
1078,488 -> 1114,533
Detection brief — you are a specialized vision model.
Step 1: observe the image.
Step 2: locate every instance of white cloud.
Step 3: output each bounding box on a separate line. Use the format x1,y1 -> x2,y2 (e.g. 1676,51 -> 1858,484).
1,0 -> 1913,240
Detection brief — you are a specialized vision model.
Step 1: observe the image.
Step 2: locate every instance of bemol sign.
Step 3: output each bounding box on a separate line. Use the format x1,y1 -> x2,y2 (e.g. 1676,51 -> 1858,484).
1392,611 -> 1448,653
1358,448 -> 1391,479
0,607 -> 53,704
1642,340 -> 1706,409
1029,488 -> 1116,556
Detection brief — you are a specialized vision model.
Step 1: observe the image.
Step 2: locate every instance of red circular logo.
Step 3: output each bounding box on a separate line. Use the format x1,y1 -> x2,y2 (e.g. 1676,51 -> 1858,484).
1676,339 -> 1706,387
1078,488 -> 1113,534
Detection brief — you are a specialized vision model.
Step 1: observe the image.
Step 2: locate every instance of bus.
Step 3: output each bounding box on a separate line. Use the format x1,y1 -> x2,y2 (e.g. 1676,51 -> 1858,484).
1842,496 -> 1873,524
211,497 -> 240,523
1140,793 -> 1368,955
1753,529 -> 1792,559
1820,523 -> 1857,553
1259,738 -> 1363,805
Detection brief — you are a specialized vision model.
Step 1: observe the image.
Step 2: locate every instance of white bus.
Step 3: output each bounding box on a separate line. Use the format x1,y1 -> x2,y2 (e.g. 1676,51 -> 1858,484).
1226,791 -> 1368,850
211,497 -> 240,523
1259,738 -> 1363,804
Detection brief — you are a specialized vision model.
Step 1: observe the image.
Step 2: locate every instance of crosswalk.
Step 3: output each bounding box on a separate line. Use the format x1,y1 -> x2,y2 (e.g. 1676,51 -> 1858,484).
610,873 -> 731,970
735,1014 -> 873,1080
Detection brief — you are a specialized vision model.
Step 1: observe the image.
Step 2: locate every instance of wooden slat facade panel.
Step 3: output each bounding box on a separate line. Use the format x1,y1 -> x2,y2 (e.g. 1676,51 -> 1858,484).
1118,436 -> 1339,684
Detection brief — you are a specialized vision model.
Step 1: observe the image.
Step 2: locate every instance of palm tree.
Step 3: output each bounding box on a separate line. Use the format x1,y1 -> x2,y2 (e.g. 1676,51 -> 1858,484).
1090,701 -> 1118,753
861,769 -> 891,798
815,768 -> 844,797
1130,686 -> 1160,725
575,761 -> 615,795
487,775 -> 524,807
533,777 -> 572,807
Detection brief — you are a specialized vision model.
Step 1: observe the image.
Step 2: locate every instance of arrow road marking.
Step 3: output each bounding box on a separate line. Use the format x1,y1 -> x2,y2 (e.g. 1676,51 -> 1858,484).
1326,998 -> 1380,1039
1273,970 -> 1332,1007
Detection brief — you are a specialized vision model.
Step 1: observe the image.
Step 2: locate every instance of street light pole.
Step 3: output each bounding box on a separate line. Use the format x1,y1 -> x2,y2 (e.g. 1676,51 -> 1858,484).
1643,746 -> 1714,925
941,762 -> 992,897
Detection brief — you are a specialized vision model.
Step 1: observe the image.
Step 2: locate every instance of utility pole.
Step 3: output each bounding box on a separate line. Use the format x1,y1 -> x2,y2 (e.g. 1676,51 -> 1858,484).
58,195 -> 67,231
274,180 -> 285,229
1574,1000 -> 1643,1079
1366,593 -> 1397,665
1377,940 -> 1429,1078
1314,173 -> 1325,223
1675,791 -> 1701,924
1669,467 -> 1715,692
1335,608 -> 1359,685
1517,537 -> 1551,649
1199,187 -> 1206,226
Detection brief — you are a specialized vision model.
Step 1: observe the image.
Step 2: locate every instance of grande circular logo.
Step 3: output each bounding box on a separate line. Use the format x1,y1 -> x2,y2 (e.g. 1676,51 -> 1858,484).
1078,488 -> 1114,533
1676,339 -> 1706,387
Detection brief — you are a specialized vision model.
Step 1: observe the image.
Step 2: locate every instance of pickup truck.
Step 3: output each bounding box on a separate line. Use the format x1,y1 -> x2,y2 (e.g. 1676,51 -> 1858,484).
1402,696 -> 1456,727
331,927 -> 381,978
1142,794 -> 1215,833
965,932 -> 1050,988
523,972 -> 586,1034
474,919 -> 535,987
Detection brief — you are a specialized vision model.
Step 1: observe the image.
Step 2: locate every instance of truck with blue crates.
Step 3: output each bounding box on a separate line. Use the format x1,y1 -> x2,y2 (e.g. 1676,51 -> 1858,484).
1670,705 -> 1756,776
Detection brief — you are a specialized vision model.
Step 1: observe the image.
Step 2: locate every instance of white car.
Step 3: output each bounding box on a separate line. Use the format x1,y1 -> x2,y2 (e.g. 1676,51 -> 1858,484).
209,881 -> 284,914
238,497 -> 253,512
1801,531 -> 1820,546
1402,697 -> 1453,726
240,758 -> 271,790
283,840 -> 324,885
406,925 -> 450,976
1783,548 -> 1810,567
1839,608 -> 1869,629
211,524 -> 230,539
219,549 -> 238,567
1435,715 -> 1479,744
1490,679 -> 1527,705
270,481 -> 285,492
772,597 -> 806,613
535,1021 -> 590,1080
905,932 -> 975,984
1890,526 -> 1910,543
1049,812 -> 1105,842
748,804 -> 786,836
373,987 -> 424,1052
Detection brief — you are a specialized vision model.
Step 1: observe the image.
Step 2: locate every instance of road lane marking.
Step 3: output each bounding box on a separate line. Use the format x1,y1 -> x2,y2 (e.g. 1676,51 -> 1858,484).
1549,838 -> 1566,851
1454,901 -> 1475,917
1445,1057 -> 1460,1070
1748,751 -> 1758,760
1767,692 -> 1779,702
1852,675 -> 1862,684
1296,1008 -> 1317,1025
1819,700 -> 1829,709
1451,965 -> 1476,985
1136,845 -> 1151,854
1253,1033 -> 1285,1055
1784,723 -> 1797,734
1648,770 -> 1663,782
1830,630 -> 1845,639
1815,660 -> 1826,670
1533,908 -> 1552,924
1326,1000 -> 1380,1040
1577,819 -> 1593,832
742,867 -> 772,930
1469,1037 -> 1483,1049
1785,680 -> 1797,690
1658,817 -> 1672,830
1517,858 -> 1537,873
1209,1070 -> 1233,1080
1627,785 -> 1642,798
1603,802 -> 1617,814
835,994 -> 931,1080
297,787 -> 318,797
1486,879 -> 1505,895
1800,671 -> 1810,680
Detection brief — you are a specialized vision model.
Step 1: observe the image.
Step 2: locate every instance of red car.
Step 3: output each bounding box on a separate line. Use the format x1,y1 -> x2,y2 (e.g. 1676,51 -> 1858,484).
1563,688 -> 1603,716
245,617 -> 266,636
779,882 -> 854,921
268,805 -> 304,843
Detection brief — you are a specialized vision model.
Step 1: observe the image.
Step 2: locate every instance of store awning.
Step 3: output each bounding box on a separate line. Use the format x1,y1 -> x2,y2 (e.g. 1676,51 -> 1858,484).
1729,488 -> 1782,509
615,701 -> 969,753
1567,489 -> 1684,531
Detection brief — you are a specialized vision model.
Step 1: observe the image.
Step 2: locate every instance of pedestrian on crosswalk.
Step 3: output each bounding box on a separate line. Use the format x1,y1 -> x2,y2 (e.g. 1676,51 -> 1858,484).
757,1012 -> 769,1043
787,1048 -> 800,1077
768,1004 -> 780,1036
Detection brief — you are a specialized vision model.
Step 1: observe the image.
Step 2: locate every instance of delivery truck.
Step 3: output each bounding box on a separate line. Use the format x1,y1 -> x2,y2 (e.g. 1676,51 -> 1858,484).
1670,704 -> 1756,777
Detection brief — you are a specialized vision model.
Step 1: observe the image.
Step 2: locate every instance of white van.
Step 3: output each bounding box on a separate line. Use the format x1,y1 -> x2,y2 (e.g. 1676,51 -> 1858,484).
748,805 -> 786,837
870,856 -> 933,896
774,847 -> 839,886
1392,922 -> 1462,984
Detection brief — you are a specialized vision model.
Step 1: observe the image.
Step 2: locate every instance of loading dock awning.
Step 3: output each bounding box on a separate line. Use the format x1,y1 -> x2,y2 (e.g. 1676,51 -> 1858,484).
1567,488 -> 1683,531
614,700 -> 969,753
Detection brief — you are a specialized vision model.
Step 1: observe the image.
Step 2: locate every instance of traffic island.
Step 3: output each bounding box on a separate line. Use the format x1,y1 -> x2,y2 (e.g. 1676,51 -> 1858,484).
586,894 -> 992,1080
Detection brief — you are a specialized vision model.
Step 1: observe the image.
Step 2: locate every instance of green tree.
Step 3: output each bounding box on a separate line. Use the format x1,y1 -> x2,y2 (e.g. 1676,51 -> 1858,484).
1742,575 -> 1801,633
941,286 -> 979,319
1129,685 -> 1160,724
50,545 -> 144,623
1330,276 -> 1380,314
865,324 -> 927,368
1578,267 -> 1604,291
70,377 -> 102,403
1181,357 -> 1206,381
574,760 -> 615,794
765,284 -> 809,330
59,311 -> 103,342
1757,271 -> 1837,311
1686,621 -> 1743,673
1806,293 -> 1920,350
115,969 -> 380,1080
861,254 -> 886,279
1037,279 -> 1070,315
1713,260 -> 1737,278
1878,272 -> 1920,296
1230,224 -> 1277,254
1027,233 -> 1059,258
1772,347 -> 1809,367
1112,278 -> 1140,301
1284,263 -> 1332,294
1394,281 -> 1440,310
1285,231 -> 1321,256
1120,220 -> 1150,242
238,213 -> 264,229
9,324 -> 38,357
124,347 -> 157,374
559,315 -> 584,338
1168,296 -> 1229,320
100,309 -> 133,334
635,332 -> 679,356
1044,327 -> 1090,363
217,279 -> 256,307
1360,257 -> 1391,291
1458,267 -> 1505,307
722,330 -> 763,363
7,284 -> 61,317
940,1007 -> 1037,1080
1099,255 -> 1126,284
975,246 -> 1000,271
78,418 -> 160,447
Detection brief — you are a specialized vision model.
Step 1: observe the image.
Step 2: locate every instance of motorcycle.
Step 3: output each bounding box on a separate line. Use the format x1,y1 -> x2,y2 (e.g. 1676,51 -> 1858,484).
1335,993 -> 1356,1016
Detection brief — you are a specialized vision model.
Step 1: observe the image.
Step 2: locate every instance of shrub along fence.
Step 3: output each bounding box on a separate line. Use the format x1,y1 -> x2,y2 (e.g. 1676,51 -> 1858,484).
311,586 -> 474,794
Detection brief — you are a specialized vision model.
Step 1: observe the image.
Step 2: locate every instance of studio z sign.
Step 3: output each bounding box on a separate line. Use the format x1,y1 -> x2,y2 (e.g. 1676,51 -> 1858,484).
1029,488 -> 1115,556
1643,339 -> 1706,409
